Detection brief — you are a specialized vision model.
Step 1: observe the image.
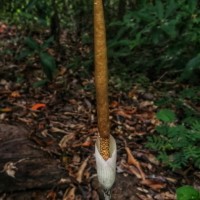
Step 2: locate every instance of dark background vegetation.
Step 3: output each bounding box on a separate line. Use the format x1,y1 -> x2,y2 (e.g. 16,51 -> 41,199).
1,0 -> 200,84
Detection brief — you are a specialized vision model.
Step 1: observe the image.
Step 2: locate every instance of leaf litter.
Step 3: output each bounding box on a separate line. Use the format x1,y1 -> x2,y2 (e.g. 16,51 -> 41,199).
0,24 -> 196,200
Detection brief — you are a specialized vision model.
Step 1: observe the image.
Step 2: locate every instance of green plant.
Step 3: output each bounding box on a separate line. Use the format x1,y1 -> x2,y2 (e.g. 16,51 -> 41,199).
107,0 -> 200,82
16,36 -> 57,83
176,186 -> 200,200
146,107 -> 200,170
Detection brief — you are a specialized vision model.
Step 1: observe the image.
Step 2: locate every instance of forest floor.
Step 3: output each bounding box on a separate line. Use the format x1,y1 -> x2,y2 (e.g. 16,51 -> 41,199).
0,22 -> 199,200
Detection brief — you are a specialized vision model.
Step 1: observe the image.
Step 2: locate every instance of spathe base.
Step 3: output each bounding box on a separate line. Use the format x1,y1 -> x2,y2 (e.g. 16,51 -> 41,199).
95,135 -> 117,191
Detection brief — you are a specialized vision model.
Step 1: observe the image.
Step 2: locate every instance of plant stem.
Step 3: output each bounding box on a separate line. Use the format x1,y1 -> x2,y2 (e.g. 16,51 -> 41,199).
103,189 -> 111,200
94,0 -> 110,160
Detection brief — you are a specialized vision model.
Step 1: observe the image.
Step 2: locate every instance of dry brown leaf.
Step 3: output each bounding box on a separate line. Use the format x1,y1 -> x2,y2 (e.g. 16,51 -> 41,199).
0,113 -> 6,120
59,133 -> 75,150
154,192 -> 175,200
146,153 -> 160,165
82,137 -> 93,147
72,154 -> 81,164
41,129 -> 48,137
124,124 -> 135,131
50,127 -> 68,134
58,178 -> 71,184
110,101 -> 119,108
46,191 -> 57,200
121,162 -> 142,179
69,99 -> 77,105
59,66 -> 67,75
132,171 -> 142,180
136,193 -> 154,200
125,107 -> 137,114
139,101 -> 154,109
10,91 -> 20,98
125,147 -> 146,180
18,117 -> 33,124
76,157 -> 89,183
31,103 -> 46,111
114,109 -> 132,119
141,179 -> 166,191
165,177 -> 177,183
2,162 -> 18,178
0,107 -> 12,112
63,187 -> 76,200
135,113 -> 154,120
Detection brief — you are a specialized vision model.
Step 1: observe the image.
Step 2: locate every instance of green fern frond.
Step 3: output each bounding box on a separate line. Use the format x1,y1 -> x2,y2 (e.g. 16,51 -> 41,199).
147,109 -> 200,170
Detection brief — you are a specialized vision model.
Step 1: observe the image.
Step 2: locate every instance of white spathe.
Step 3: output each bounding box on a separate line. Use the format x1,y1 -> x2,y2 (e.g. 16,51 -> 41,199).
95,135 -> 117,190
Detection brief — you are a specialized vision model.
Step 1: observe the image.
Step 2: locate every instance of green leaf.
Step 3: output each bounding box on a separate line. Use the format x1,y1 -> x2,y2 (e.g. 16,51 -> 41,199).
108,39 -> 132,49
41,36 -> 54,49
137,11 -> 154,22
156,109 -> 176,122
33,80 -> 48,88
165,0 -> 177,18
155,0 -> 164,20
181,54 -> 200,80
161,20 -> 177,38
24,0 -> 38,11
188,0 -> 198,14
39,52 -> 57,81
15,49 -> 32,60
176,186 -> 200,200
24,37 -> 40,51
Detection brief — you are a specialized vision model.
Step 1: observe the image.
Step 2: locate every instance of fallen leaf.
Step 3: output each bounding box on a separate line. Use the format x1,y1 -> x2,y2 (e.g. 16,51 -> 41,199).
59,133 -> 75,150
18,117 -> 33,124
72,154 -> 81,164
125,147 -> 146,180
63,186 -> 76,200
0,107 -> 12,112
0,113 -> 6,120
114,109 -> 132,119
82,137 -> 93,147
139,101 -> 154,109
59,66 -> 67,75
2,162 -> 18,178
165,177 -> 177,183
124,124 -> 135,131
136,193 -> 154,200
50,127 -> 68,134
110,101 -> 119,108
41,129 -> 48,137
10,91 -> 20,98
58,178 -> 71,184
145,153 -> 160,165
46,191 -> 57,200
121,162 -> 142,179
69,99 -> 77,105
62,155 -> 70,165
125,107 -> 137,114
76,157 -> 89,183
154,192 -> 175,200
141,179 -> 166,191
31,103 -> 46,110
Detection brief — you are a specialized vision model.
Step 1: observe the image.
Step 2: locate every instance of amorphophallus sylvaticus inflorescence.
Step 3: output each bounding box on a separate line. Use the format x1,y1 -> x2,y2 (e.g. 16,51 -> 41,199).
93,0 -> 117,199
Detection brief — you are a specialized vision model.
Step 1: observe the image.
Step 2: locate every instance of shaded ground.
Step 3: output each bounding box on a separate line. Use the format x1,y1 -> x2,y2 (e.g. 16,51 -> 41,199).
0,22 -> 199,200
